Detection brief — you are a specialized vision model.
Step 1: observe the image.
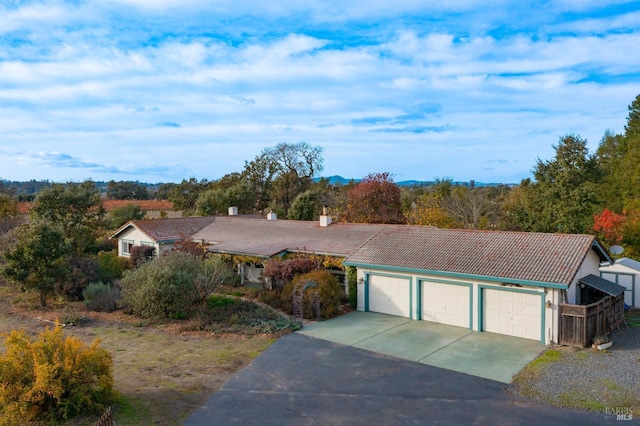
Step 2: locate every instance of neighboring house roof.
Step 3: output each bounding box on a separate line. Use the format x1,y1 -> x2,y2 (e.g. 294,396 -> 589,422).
103,200 -> 174,211
579,274 -> 626,297
192,217 -> 389,258
111,217 -> 216,243
17,199 -> 174,215
344,226 -> 610,288
614,257 -> 640,271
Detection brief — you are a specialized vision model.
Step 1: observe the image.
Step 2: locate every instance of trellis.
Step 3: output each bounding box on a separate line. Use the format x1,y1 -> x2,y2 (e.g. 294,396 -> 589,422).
293,280 -> 320,323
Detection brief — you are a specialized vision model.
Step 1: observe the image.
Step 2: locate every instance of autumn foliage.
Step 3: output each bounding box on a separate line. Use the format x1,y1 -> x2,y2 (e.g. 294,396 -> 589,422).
346,172 -> 404,224
593,208 -> 626,245
0,325 -> 114,424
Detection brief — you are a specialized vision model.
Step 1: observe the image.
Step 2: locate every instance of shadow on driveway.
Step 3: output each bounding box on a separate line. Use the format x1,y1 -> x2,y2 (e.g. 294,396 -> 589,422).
184,333 -> 606,425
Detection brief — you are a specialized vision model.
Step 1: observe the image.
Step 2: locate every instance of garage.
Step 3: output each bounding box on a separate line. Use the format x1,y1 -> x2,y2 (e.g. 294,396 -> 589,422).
367,275 -> 411,318
420,281 -> 471,328
482,288 -> 542,341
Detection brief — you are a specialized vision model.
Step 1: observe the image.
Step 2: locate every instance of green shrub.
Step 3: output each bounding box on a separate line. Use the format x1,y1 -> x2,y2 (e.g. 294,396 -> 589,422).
119,251 -> 231,321
119,251 -> 200,320
346,266 -> 357,309
281,270 -> 344,319
97,250 -> 127,283
0,325 -> 114,424
206,294 -> 239,308
83,281 -> 121,312
202,300 -> 301,334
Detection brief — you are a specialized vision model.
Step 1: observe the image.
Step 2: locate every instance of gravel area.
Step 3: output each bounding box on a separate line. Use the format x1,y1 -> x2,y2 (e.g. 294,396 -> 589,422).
509,318 -> 640,413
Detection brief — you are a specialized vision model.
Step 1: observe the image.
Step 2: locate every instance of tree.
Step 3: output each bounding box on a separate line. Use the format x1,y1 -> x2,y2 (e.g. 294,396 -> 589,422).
346,172 -> 404,224
441,186 -> 500,229
30,181 -> 106,256
288,189 -> 323,221
0,192 -> 18,218
106,180 -> 149,200
196,182 -> 254,216
405,192 -> 459,228
169,178 -> 211,214
593,208 -> 625,246
108,203 -> 145,229
1,221 -> 71,307
241,153 -> 279,214
500,179 -> 539,231
531,135 -> 601,233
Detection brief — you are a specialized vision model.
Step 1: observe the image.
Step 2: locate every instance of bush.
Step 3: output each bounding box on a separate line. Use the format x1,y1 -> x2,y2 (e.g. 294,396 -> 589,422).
119,251 -> 230,321
97,250 -> 127,283
129,245 -> 156,268
57,256 -> 100,300
281,270 -> 344,319
346,266 -> 357,309
263,256 -> 319,288
83,281 -> 121,312
119,251 -> 199,320
200,300 -> 301,334
0,325 -> 114,424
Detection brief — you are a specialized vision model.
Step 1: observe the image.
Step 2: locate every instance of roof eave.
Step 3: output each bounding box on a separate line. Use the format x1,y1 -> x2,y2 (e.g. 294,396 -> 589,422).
342,261 -> 569,290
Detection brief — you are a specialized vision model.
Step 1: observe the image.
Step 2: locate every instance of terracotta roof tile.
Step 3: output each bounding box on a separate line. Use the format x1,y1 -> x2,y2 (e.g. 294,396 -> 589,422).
113,217 -> 215,243
344,226 -> 598,286
192,217 -> 389,258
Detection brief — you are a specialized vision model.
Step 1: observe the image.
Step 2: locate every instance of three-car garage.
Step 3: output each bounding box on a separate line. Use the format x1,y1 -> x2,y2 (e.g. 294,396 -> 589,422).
360,272 -> 546,343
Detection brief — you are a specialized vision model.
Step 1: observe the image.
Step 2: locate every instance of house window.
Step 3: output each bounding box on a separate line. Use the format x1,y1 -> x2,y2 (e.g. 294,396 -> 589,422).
122,240 -> 134,256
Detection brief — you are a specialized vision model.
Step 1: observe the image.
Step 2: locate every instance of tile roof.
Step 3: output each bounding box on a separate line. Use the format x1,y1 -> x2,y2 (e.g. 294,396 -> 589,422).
192,217 -> 389,258
111,217 -> 216,243
344,226 -> 600,286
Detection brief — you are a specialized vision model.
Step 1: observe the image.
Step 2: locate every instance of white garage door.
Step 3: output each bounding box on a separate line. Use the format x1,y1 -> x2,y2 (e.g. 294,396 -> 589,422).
483,289 -> 541,341
421,282 -> 470,328
368,275 -> 411,318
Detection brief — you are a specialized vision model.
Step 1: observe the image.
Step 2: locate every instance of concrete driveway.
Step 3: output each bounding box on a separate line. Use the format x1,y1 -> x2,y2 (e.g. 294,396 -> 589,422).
297,311 -> 545,383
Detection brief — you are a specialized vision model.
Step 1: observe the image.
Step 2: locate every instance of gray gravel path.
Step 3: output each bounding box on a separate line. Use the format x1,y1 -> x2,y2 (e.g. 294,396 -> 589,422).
509,323 -> 640,415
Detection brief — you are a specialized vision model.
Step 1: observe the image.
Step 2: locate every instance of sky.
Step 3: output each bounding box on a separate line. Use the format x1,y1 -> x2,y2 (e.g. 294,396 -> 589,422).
1,1 -> 639,184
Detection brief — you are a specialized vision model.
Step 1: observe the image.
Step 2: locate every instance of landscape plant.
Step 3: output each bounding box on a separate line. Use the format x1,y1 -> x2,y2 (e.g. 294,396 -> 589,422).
83,281 -> 121,312
280,269 -> 345,319
0,325 -> 114,425
119,251 -> 230,321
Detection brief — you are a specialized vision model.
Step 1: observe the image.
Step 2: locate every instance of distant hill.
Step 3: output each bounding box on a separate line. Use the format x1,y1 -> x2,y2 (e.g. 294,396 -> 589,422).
315,176 -> 509,187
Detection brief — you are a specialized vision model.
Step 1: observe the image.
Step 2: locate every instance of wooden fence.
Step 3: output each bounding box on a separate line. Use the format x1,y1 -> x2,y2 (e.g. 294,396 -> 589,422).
559,295 -> 624,348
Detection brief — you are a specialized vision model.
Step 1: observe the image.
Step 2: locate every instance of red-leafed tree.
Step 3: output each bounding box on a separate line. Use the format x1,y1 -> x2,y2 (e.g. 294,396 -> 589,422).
593,208 -> 626,246
346,172 -> 404,224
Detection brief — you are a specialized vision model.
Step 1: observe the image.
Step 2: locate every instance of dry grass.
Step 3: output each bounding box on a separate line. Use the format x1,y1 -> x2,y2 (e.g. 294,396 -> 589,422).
0,286 -> 276,425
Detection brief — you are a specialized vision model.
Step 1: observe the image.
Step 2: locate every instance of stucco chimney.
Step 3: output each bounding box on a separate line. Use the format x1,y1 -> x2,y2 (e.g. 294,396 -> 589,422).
267,210 -> 277,221
320,204 -> 332,227
228,206 -> 238,216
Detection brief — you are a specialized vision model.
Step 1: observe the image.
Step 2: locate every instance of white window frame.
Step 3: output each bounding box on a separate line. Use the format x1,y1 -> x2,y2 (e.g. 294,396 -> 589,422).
122,239 -> 134,256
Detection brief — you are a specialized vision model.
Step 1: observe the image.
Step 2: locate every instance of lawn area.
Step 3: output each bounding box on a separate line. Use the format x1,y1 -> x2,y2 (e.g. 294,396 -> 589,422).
0,286 -> 289,425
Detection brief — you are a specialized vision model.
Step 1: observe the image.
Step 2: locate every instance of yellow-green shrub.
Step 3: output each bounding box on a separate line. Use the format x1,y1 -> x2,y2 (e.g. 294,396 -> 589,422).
0,325 -> 114,424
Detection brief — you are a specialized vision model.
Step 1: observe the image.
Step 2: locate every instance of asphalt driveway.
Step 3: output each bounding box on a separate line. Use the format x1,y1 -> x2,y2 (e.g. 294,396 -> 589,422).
297,311 -> 545,383
184,333 -> 606,425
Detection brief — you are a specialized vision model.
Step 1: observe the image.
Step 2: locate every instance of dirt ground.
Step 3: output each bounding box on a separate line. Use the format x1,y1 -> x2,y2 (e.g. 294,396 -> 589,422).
0,287 -> 276,425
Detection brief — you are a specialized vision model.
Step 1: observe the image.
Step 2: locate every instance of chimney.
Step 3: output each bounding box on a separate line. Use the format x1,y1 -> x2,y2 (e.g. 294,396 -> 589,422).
267,210 -> 277,221
228,206 -> 238,216
319,204 -> 332,227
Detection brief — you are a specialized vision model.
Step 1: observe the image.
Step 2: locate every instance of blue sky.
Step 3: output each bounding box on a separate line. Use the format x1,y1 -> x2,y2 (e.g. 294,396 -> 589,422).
1,1 -> 639,184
